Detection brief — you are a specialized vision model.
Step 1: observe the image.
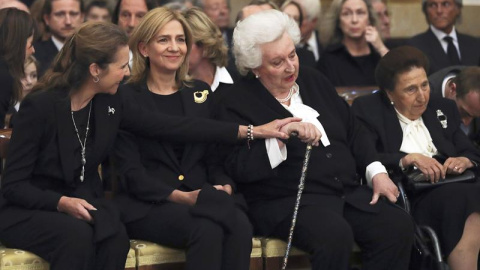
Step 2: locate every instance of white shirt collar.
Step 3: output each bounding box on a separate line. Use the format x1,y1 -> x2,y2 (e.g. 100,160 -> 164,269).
51,36 -> 65,52
441,73 -> 457,98
430,25 -> 459,55
211,66 -> 233,92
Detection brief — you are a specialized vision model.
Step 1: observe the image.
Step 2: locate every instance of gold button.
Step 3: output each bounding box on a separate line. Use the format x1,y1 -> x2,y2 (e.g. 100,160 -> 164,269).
178,175 -> 184,181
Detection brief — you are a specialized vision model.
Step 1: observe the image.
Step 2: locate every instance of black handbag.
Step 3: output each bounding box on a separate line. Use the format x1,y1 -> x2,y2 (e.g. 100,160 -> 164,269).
406,169 -> 476,192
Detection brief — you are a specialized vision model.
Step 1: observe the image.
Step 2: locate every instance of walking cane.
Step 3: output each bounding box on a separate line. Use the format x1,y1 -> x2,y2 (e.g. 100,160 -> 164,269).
282,143 -> 313,270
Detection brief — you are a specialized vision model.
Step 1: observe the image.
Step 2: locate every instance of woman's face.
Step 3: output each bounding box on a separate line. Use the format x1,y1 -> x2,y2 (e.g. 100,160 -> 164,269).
20,62 -> 37,97
140,20 -> 187,75
339,0 -> 370,40
253,32 -> 299,94
25,35 -> 35,59
97,45 -> 130,95
282,3 -> 301,26
386,67 -> 430,121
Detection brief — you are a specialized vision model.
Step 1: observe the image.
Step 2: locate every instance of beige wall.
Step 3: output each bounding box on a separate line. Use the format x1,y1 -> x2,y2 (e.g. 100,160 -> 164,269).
229,0 -> 480,38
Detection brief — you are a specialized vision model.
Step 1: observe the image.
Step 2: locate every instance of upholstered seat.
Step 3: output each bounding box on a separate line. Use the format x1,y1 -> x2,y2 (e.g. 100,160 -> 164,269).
261,238 -> 310,270
0,246 -> 49,270
131,238 -> 263,270
0,245 -> 136,270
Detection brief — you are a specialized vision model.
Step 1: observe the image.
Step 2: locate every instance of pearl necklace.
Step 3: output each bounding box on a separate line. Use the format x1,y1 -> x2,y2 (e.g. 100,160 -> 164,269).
71,100 -> 92,182
275,83 -> 299,103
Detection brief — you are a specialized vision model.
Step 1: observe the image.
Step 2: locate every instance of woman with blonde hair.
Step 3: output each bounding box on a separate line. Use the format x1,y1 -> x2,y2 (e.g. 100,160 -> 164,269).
184,7 -> 235,103
317,0 -> 388,87
113,7 -> 305,270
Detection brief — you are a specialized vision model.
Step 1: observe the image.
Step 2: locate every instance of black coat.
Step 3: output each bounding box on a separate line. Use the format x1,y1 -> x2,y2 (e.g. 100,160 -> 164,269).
34,38 -> 59,77
113,80 -> 243,223
351,91 -> 480,177
0,86 -> 239,231
218,67 -> 381,235
407,29 -> 480,75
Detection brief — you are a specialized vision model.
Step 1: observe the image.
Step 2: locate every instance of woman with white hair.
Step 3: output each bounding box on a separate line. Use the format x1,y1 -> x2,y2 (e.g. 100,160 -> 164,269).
317,0 -> 388,87
218,9 -> 414,270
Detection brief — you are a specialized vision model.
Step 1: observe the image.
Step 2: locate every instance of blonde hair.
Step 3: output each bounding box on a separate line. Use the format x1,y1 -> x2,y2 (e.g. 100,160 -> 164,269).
320,0 -> 378,47
128,7 -> 193,88
183,7 -> 228,68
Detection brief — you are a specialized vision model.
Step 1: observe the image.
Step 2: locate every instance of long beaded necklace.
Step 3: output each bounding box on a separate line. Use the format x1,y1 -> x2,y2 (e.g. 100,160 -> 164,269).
275,83 -> 299,103
71,100 -> 92,182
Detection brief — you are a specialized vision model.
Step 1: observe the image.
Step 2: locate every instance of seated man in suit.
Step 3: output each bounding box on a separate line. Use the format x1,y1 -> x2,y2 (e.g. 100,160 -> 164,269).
35,0 -> 84,76
407,0 -> 480,74
292,0 -> 322,67
430,66 -> 480,147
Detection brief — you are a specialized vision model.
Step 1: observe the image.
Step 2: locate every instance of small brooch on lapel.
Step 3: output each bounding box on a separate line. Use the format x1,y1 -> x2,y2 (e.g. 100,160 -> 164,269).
108,106 -> 115,115
193,90 -> 209,104
436,109 -> 447,129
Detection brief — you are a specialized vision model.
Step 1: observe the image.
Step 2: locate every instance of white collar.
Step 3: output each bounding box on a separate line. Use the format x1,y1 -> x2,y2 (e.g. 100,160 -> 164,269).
51,36 -> 65,52
306,31 -> 319,61
211,66 -> 233,92
430,25 -> 458,42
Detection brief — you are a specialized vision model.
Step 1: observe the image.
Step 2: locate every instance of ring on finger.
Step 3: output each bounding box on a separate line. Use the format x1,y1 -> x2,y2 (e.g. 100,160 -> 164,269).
454,166 -> 459,170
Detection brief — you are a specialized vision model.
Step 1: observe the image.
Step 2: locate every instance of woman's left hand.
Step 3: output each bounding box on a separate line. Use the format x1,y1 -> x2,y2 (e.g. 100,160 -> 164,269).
365,26 -> 389,56
443,157 -> 474,175
213,184 -> 233,195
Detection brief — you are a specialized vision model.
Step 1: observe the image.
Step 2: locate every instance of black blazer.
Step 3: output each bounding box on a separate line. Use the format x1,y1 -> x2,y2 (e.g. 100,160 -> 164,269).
0,86 -> 239,231
351,91 -> 480,178
113,80 -> 239,223
34,38 -> 59,77
407,29 -> 480,75
218,67 -> 382,236
0,60 -> 13,128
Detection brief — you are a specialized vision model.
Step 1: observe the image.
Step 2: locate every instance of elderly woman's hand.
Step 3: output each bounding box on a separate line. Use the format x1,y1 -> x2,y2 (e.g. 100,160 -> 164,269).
443,157 -> 474,175
280,122 -> 321,146
402,153 -> 446,183
57,196 -> 97,223
370,173 -> 399,204
365,26 -> 389,56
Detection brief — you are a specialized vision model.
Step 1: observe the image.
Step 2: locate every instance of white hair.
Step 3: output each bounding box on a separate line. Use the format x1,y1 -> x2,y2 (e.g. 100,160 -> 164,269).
233,9 -> 301,76
293,0 -> 320,21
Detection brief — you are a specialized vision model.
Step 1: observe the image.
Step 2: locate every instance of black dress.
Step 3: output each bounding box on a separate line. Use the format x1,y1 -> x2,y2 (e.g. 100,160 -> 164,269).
0,59 -> 14,128
352,91 -> 480,256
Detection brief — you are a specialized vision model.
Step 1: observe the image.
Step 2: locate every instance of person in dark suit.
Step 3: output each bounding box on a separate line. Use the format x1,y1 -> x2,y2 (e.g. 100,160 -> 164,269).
0,8 -> 35,128
429,66 -> 480,148
113,7 -> 259,270
35,0 -> 85,77
0,21 -> 294,270
292,0 -> 322,66
407,0 -> 480,75
317,0 -> 389,87
352,46 -> 480,270
184,7 -> 237,106
219,10 -> 414,270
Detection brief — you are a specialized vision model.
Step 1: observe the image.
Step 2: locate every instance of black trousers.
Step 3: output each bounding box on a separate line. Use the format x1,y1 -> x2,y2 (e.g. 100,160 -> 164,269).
270,201 -> 414,270
126,202 -> 253,270
0,210 -> 130,270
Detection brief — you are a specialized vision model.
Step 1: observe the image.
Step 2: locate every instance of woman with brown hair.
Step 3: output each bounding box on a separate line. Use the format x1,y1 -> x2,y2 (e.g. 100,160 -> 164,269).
0,8 -> 35,127
317,0 -> 388,87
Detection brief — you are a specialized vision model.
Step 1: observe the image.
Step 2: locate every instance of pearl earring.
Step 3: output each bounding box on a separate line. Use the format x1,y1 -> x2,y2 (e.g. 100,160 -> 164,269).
255,74 -> 259,79
390,101 -> 394,105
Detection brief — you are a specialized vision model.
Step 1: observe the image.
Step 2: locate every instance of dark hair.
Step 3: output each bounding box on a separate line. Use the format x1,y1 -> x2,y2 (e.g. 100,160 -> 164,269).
35,22 -> 128,92
375,46 -> 430,92
0,8 -> 36,104
454,66 -> 480,99
43,0 -> 85,16
86,0 -> 110,15
112,0 -> 157,24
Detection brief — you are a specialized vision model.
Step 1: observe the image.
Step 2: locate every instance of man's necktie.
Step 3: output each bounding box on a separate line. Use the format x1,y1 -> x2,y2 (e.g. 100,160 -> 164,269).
444,36 -> 461,65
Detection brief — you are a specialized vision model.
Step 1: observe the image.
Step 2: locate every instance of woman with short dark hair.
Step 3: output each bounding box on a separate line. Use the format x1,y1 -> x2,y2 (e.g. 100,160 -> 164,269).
352,46 -> 480,270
